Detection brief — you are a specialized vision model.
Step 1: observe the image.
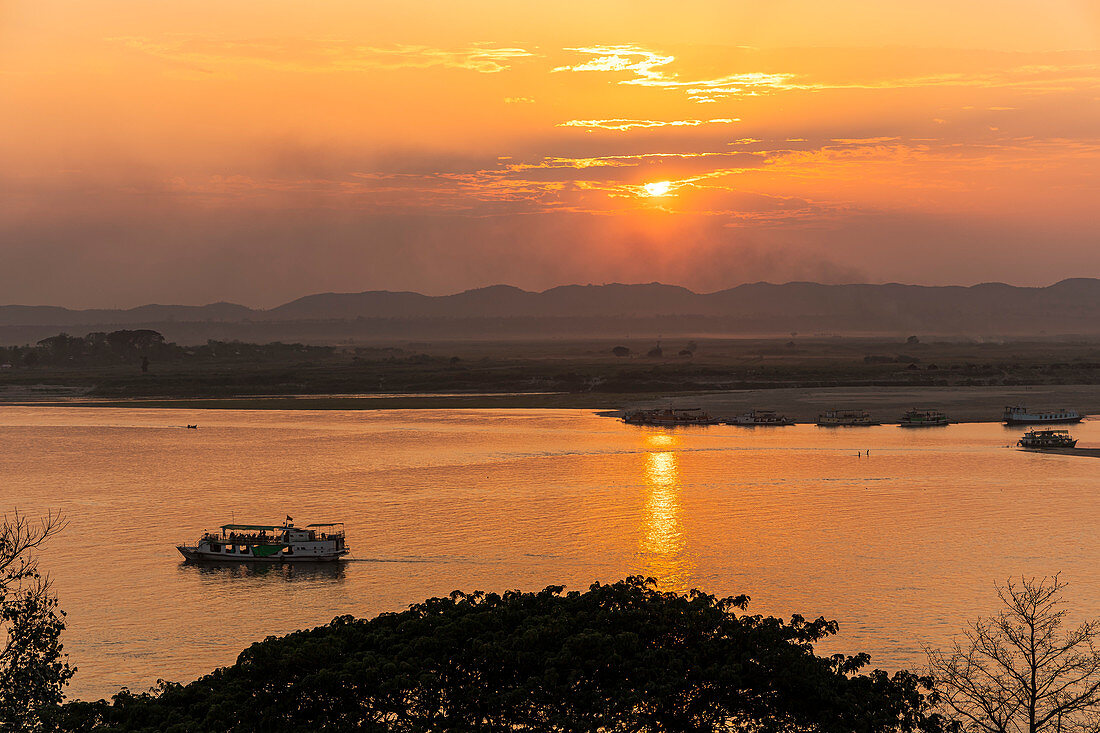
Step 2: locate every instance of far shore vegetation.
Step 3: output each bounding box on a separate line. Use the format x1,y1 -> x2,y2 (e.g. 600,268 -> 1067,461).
3,331 -> 1100,408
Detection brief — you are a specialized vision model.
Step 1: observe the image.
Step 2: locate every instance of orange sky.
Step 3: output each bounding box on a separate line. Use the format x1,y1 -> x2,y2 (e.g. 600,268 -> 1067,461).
2,0 -> 1099,306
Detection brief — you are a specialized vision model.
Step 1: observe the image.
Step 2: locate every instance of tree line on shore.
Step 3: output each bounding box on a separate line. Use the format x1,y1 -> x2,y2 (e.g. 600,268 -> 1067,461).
4,513 -> 1100,732
0,331 -> 337,369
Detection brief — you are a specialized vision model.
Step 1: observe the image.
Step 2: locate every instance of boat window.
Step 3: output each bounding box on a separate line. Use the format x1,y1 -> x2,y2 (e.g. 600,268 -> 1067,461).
238,545 -> 248,554
225,545 -> 234,553
210,543 -> 222,552
283,546 -> 293,555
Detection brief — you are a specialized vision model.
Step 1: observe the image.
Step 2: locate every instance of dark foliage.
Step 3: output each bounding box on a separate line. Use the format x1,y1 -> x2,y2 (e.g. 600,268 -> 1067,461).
0,511 -> 74,733
58,577 -> 954,733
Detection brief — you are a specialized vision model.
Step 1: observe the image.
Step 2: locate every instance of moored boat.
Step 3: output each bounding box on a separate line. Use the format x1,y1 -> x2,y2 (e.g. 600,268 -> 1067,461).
1003,406 -> 1081,425
727,409 -> 794,426
177,519 -> 349,562
623,407 -> 717,426
1017,428 -> 1078,449
817,409 -> 878,427
899,408 -> 949,427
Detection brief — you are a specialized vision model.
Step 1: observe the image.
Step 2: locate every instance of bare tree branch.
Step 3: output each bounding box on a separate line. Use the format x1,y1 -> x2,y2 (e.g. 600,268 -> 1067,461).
927,576 -> 1100,733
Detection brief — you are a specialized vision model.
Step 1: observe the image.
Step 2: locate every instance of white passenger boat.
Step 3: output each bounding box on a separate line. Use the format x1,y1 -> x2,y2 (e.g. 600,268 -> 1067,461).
623,407 -> 717,426
177,519 -> 349,562
1003,406 -> 1081,425
727,409 -> 794,426
817,409 -> 879,427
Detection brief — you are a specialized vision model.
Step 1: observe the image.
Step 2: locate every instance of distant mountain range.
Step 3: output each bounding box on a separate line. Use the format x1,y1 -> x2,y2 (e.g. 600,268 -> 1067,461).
2,279 -> 1099,344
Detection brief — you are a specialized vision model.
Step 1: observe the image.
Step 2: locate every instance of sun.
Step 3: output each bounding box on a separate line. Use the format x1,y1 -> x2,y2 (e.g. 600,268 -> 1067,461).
642,180 -> 673,197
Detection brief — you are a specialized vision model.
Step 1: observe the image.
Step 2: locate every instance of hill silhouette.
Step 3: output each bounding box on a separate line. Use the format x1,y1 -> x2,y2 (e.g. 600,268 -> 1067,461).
2,280 -> 1099,343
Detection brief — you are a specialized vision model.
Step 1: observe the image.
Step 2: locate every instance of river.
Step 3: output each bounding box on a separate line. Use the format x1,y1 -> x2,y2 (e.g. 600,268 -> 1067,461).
1,407 -> 1097,700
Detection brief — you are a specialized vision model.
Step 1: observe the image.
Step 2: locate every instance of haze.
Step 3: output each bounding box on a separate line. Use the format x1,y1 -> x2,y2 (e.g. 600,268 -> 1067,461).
2,0 -> 1099,308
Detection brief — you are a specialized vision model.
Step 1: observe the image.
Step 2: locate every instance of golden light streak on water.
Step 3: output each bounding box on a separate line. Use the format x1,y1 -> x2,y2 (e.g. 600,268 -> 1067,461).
639,445 -> 694,592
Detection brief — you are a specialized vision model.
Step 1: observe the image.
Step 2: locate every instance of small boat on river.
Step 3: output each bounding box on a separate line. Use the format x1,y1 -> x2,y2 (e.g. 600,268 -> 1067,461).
817,409 -> 878,427
899,408 -> 949,427
727,409 -> 794,426
622,407 -> 717,426
177,519 -> 349,562
1017,428 -> 1078,449
1003,405 -> 1081,425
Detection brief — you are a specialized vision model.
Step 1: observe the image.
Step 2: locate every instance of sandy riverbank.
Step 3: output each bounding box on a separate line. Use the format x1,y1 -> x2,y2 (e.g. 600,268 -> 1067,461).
5,384 -> 1100,423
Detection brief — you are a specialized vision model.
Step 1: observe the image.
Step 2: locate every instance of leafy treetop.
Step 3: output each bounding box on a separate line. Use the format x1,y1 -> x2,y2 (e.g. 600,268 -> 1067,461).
59,576 -> 954,733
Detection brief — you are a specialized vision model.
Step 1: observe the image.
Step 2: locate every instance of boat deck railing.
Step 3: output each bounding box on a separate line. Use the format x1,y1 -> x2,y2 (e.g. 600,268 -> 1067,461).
201,531 -> 344,545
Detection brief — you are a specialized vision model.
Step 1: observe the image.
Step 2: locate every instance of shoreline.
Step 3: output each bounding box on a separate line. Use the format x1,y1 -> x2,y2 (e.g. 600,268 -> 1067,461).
2,384 -> 1099,424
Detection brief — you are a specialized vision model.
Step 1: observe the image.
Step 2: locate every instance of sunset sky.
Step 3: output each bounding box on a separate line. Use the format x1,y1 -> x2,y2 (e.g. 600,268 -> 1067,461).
2,0 -> 1099,307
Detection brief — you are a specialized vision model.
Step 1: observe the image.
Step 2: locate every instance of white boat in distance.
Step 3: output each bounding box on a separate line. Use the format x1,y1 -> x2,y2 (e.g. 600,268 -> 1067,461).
727,409 -> 794,426
817,409 -> 879,427
899,408 -> 949,427
1003,406 -> 1081,425
622,407 -> 718,426
177,519 -> 349,562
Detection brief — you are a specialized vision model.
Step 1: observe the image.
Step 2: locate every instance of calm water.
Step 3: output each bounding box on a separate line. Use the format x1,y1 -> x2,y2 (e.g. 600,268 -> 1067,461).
1,407 -> 1098,700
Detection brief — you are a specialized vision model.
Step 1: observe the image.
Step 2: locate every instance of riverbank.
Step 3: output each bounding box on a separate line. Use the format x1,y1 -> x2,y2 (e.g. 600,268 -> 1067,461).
6,384 -> 1100,423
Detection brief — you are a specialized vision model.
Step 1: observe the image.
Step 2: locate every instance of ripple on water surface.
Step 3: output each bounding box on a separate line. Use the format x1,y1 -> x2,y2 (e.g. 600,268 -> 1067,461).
0,407 -> 1097,700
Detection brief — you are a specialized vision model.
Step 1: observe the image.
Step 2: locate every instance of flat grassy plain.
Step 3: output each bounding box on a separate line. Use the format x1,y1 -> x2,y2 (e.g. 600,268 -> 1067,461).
3,337 -> 1100,421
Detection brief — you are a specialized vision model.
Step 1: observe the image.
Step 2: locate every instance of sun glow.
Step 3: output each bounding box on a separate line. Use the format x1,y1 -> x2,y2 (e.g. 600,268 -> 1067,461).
643,180 -> 673,197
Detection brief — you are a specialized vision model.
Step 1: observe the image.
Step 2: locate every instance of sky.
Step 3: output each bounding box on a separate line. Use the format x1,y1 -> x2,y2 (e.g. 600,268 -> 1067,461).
2,0 -> 1099,308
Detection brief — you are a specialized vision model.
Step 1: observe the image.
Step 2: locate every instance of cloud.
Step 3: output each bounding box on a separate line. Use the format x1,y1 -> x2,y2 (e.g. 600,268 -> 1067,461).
558,118 -> 738,131
111,37 -> 534,74
551,45 -> 1100,102
553,45 -> 674,78
554,45 -> 798,102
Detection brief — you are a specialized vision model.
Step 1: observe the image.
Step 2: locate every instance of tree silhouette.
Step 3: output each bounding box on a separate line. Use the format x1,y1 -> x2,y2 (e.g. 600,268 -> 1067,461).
927,575 -> 1100,733
60,577 -> 953,732
0,510 -> 74,732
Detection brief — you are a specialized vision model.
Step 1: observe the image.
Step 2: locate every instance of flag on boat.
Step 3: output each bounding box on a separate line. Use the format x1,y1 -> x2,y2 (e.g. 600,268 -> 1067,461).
286,515 -> 293,522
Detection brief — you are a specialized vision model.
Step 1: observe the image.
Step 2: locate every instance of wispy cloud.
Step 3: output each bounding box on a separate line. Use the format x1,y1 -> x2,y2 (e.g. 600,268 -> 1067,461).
554,45 -> 797,102
558,118 -> 738,131
112,37 -> 534,74
552,45 -> 1100,102
553,45 -> 674,78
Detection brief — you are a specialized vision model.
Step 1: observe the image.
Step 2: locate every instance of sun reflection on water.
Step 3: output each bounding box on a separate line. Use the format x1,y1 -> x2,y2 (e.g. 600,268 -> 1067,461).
638,435 -> 695,592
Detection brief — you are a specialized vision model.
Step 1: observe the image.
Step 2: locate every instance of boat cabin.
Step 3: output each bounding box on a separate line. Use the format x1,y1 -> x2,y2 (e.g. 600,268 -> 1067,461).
197,522 -> 346,557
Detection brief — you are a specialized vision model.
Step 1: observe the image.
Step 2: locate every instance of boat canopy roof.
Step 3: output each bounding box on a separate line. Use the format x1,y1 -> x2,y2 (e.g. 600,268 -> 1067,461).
220,524 -> 283,531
